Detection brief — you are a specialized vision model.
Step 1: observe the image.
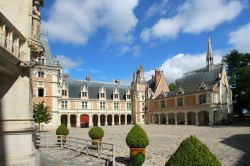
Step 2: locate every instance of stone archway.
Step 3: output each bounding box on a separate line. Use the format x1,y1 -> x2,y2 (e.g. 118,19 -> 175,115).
177,112 -> 185,124
127,114 -> 132,124
153,114 -> 159,124
100,115 -> 106,126
160,114 -> 166,124
92,114 -> 98,126
80,114 -> 89,128
107,115 -> 112,126
114,115 -> 119,125
61,114 -> 67,126
120,115 -> 125,125
187,112 -> 196,125
70,114 -> 76,127
198,111 -> 209,125
168,113 -> 175,124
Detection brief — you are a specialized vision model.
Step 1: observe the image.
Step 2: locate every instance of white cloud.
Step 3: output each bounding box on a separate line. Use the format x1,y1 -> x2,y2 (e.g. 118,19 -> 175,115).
56,55 -> 80,73
43,0 -> 139,44
144,51 -> 224,83
228,22 -> 250,53
145,0 -> 169,18
141,0 -> 243,42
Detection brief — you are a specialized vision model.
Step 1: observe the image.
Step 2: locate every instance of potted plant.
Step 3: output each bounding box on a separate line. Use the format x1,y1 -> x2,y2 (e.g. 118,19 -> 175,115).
88,126 -> 104,145
126,124 -> 149,165
56,124 -> 69,143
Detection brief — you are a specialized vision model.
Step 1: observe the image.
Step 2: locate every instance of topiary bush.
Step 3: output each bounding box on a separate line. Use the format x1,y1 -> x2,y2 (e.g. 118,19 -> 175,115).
88,126 -> 104,139
126,124 -> 149,148
56,124 -> 69,135
131,153 -> 145,166
166,135 -> 221,166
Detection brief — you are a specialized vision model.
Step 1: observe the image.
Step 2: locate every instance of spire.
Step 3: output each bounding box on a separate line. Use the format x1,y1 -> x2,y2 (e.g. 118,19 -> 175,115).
206,35 -> 213,69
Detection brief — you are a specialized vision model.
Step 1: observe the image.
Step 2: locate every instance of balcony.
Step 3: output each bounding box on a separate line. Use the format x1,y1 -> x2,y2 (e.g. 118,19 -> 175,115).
0,12 -> 27,61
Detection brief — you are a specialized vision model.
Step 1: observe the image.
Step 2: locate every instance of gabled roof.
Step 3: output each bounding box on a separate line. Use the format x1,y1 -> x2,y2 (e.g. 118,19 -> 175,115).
41,37 -> 55,66
65,79 -> 130,100
155,63 -> 223,99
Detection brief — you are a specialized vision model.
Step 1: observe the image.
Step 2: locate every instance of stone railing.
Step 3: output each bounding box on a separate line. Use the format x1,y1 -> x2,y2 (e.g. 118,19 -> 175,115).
0,12 -> 27,61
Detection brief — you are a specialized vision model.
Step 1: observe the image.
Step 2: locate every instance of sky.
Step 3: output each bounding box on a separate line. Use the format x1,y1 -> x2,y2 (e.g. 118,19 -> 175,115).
41,0 -> 250,84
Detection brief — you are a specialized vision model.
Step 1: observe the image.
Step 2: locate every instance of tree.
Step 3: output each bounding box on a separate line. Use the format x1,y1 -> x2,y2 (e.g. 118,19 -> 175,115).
33,101 -> 51,131
169,82 -> 177,91
223,49 -> 250,115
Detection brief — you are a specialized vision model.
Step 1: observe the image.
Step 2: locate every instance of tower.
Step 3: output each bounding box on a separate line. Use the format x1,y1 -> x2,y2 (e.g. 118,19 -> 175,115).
131,65 -> 147,124
206,35 -> 213,69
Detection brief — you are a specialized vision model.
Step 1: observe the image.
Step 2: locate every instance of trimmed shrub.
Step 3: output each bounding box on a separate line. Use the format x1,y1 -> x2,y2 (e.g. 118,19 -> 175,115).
56,124 -> 69,135
131,153 -> 145,166
88,127 -> 104,139
126,124 -> 149,148
166,135 -> 221,166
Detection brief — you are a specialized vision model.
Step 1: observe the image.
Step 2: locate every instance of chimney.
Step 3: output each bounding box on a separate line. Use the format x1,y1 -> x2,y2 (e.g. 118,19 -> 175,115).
86,75 -> 90,81
63,73 -> 69,79
115,79 -> 121,84
155,69 -> 161,86
138,65 -> 144,73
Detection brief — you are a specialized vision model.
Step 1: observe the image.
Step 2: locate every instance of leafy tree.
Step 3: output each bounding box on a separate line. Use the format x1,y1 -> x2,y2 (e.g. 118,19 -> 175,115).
223,49 -> 250,115
169,82 -> 177,91
33,101 -> 51,131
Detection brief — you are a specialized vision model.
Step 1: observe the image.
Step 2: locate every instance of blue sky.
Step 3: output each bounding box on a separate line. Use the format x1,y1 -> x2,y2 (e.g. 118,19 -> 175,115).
41,0 -> 250,84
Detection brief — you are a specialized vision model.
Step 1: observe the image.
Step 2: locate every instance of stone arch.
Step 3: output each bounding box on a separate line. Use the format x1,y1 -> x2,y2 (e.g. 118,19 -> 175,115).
80,114 -> 89,128
168,113 -> 175,124
61,114 -> 67,126
70,114 -> 76,127
114,115 -> 119,125
198,111 -> 209,125
107,114 -> 112,126
160,113 -> 166,124
153,114 -> 159,124
177,112 -> 185,124
120,114 -> 125,125
187,112 -> 196,125
100,114 -> 106,126
127,114 -> 132,124
92,114 -> 98,126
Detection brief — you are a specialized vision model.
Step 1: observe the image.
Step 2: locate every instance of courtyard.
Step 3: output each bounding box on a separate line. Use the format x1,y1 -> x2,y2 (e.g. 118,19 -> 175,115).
39,123 -> 250,166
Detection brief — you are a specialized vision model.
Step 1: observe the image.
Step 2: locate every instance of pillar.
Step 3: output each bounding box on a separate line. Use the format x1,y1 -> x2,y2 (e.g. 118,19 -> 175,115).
89,114 -> 93,127
184,113 -> 188,125
209,112 -> 214,126
175,113 -> 178,125
158,114 -> 161,124
67,114 -> 70,128
196,112 -> 199,125
112,114 -> 114,126
119,115 -> 121,125
125,114 -> 127,125
105,115 -> 107,126
165,114 -> 168,125
98,114 -> 101,126
76,114 -> 81,128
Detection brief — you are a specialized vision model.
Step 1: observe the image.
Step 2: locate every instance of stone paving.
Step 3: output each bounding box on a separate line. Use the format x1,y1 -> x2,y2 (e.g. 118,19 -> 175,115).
40,123 -> 250,166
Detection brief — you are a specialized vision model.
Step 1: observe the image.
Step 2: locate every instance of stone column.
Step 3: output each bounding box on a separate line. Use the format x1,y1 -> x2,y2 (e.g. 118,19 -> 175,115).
125,114 -> 127,125
184,113 -> 188,125
119,115 -> 121,125
67,114 -> 70,128
98,114 -> 101,126
76,114 -> 81,128
196,112 -> 199,125
158,114 -> 161,124
175,113 -> 178,125
89,114 -> 93,127
105,115 -> 107,126
209,111 -> 214,126
165,114 -> 168,125
112,114 -> 115,126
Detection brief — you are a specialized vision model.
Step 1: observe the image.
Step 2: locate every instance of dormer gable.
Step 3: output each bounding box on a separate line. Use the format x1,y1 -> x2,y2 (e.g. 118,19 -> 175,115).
176,87 -> 184,95
61,81 -> 69,97
197,82 -> 207,92
126,88 -> 131,101
81,83 -> 88,99
113,86 -> 119,100
99,84 -> 106,99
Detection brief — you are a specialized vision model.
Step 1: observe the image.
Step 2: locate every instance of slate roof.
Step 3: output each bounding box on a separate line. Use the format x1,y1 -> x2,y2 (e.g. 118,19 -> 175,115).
147,78 -> 156,91
65,79 -> 130,100
155,63 -> 223,99
41,36 -> 55,66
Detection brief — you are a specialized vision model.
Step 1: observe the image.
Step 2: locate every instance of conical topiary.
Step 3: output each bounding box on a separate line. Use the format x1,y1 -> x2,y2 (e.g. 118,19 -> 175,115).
166,135 -> 221,166
126,124 -> 149,148
56,124 -> 69,135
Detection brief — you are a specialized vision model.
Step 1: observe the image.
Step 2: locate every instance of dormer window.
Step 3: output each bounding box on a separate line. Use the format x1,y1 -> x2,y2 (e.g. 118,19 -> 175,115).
38,71 -> 44,78
114,94 -> 119,99
176,87 -> 184,95
100,93 -> 105,98
62,90 -> 67,96
126,94 -> 131,99
99,85 -> 106,99
197,82 -> 207,92
81,84 -> 88,98
82,92 -> 87,97
199,94 -> 207,104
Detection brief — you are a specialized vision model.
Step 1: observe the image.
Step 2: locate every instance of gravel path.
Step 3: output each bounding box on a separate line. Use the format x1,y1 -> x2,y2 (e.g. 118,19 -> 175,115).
40,123 -> 250,166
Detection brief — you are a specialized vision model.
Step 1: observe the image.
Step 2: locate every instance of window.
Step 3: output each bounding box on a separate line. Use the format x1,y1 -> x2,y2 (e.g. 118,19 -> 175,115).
38,88 -> 44,97
82,92 -> 87,97
114,94 -> 119,99
61,101 -> 68,109
100,93 -> 105,98
199,94 -> 207,104
100,102 -> 106,110
62,90 -> 67,96
82,102 -> 88,109
38,71 -> 44,78
177,98 -> 183,106
160,100 -> 165,108
142,95 -> 145,100
126,95 -> 131,99
114,102 -> 119,110
127,103 -> 132,110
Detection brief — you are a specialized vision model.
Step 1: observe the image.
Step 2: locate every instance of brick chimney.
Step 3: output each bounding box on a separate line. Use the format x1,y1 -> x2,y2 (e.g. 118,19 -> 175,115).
138,65 -> 144,73
155,69 -> 161,86
86,75 -> 90,81
115,79 -> 120,84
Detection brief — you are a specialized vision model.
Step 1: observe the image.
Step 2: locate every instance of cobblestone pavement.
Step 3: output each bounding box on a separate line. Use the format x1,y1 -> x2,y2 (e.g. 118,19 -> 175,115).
40,123 -> 250,166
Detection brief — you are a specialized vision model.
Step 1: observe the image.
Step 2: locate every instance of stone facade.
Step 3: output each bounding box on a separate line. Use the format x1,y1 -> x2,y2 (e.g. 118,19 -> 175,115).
0,0 -> 44,165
